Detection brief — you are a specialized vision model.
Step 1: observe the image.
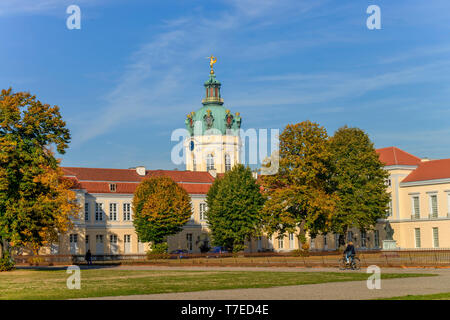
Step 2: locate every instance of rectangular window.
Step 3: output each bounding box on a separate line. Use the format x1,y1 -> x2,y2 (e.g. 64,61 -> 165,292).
96,234 -> 103,243
206,154 -> 215,170
310,237 -> 315,249
123,203 -> 132,221
95,203 -> 103,221
189,202 -> 194,221
347,231 -> 353,243
69,234 -> 78,243
109,183 -> 117,192
225,154 -> 231,172
186,233 -> 193,251
361,230 -> 367,248
69,234 -> 78,254
124,235 -> 131,243
278,237 -> 284,249
432,227 -> 439,248
430,195 -> 438,218
387,200 -> 393,217
110,234 -> 118,244
109,203 -> 117,221
412,196 -> 420,219
199,203 -> 207,221
415,228 -> 421,248
289,233 -> 295,249
448,193 -> 450,217
374,230 -> 380,248
335,234 -> 340,249
323,235 -> 327,247
84,202 -> 90,221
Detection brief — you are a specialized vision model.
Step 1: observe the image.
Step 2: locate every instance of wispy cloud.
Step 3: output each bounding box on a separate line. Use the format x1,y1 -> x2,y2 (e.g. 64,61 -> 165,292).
230,60 -> 450,108
379,44 -> 450,64
68,0 -> 450,164
71,0 -> 326,145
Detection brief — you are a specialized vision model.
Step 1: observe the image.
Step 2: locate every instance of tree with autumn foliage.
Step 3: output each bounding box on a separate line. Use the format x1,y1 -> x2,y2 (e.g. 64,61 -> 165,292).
206,164 -> 265,252
132,176 -> 192,251
328,126 -> 390,243
260,121 -> 338,247
0,88 -> 78,263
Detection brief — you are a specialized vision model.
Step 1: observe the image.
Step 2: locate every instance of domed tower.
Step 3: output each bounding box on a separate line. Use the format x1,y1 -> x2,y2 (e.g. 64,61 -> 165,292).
184,56 -> 242,174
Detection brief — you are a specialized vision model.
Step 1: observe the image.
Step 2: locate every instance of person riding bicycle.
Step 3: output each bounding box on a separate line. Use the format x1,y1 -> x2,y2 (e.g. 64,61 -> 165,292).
343,241 -> 356,264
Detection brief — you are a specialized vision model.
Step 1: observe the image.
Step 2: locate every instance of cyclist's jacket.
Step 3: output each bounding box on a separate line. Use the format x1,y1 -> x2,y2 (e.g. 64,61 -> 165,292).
344,244 -> 355,255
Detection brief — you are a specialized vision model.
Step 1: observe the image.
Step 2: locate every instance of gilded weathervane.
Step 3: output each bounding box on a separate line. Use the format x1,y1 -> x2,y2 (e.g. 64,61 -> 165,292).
207,55 -> 217,74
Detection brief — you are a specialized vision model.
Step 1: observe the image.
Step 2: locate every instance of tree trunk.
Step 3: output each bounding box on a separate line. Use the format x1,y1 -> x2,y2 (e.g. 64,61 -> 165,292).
0,238 -> 3,259
297,221 -> 307,250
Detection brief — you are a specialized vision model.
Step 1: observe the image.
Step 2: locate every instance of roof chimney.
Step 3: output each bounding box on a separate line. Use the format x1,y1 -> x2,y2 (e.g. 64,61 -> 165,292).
136,166 -> 146,176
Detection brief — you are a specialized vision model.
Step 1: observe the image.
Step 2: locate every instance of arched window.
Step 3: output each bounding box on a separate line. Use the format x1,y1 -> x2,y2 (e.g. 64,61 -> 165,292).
206,154 -> 215,170
225,154 -> 231,172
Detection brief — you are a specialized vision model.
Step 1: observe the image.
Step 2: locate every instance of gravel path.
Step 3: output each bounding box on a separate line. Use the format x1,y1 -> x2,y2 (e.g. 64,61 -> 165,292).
79,266 -> 450,300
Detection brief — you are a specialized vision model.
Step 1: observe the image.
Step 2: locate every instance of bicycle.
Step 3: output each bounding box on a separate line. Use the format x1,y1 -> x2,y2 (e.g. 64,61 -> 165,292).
338,255 -> 361,270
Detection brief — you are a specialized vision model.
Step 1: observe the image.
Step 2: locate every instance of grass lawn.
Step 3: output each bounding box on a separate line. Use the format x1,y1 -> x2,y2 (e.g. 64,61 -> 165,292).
0,268 -> 434,300
382,292 -> 450,300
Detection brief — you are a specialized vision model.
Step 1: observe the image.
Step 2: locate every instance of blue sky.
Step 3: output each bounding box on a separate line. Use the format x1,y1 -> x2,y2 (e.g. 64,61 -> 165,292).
1,0 -> 449,169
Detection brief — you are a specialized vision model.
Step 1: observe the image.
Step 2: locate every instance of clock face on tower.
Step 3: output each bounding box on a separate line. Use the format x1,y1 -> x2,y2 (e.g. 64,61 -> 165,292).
190,140 -> 195,151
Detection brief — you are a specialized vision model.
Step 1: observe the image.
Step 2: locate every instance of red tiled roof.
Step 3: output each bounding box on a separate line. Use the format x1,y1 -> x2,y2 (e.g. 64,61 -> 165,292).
62,167 -> 214,183
376,147 -> 421,166
62,167 -> 213,195
402,159 -> 450,183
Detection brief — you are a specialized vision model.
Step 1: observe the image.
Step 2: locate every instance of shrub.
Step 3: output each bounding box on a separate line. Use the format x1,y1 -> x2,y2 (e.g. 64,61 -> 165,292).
28,256 -> 43,266
292,249 -> 310,257
0,254 -> 15,272
146,242 -> 169,260
199,242 -> 210,253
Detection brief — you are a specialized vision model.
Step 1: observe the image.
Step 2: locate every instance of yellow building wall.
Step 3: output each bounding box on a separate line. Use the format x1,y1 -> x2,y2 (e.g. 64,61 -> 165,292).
52,192 -> 209,255
391,180 -> 450,249
185,134 -> 241,174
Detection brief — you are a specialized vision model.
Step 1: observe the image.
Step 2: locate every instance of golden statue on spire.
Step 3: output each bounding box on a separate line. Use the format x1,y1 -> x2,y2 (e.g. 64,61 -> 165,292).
207,55 -> 217,74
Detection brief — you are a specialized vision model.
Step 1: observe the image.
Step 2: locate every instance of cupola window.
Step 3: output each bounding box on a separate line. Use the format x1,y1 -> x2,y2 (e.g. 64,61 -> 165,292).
225,154 -> 231,172
207,154 -> 215,170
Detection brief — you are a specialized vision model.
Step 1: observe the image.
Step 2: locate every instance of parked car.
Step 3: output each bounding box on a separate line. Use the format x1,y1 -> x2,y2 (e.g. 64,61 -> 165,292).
170,249 -> 189,259
206,246 -> 229,258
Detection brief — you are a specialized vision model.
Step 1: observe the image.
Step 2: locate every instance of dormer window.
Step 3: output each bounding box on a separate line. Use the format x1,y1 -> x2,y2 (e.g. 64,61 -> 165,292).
109,183 -> 117,192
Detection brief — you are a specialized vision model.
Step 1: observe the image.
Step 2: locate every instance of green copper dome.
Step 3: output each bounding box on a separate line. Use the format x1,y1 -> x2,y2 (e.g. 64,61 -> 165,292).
185,71 -> 241,136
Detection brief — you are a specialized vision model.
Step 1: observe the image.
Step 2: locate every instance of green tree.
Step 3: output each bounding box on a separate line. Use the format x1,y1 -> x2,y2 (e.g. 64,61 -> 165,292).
329,126 -> 390,241
0,88 -> 76,259
133,176 -> 192,250
206,164 -> 265,252
260,121 -> 338,247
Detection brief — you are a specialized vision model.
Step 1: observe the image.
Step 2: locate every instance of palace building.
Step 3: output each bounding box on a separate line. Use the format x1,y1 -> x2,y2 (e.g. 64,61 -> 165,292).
46,59 -> 449,256
306,147 -> 450,251
378,147 -> 450,249
50,58 -> 243,256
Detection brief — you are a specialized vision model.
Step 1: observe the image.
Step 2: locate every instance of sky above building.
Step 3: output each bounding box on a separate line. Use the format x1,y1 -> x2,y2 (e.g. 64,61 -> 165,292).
1,0 -> 449,170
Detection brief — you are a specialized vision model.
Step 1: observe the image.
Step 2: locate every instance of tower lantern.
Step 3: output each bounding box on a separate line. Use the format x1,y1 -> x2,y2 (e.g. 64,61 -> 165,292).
184,56 -> 242,174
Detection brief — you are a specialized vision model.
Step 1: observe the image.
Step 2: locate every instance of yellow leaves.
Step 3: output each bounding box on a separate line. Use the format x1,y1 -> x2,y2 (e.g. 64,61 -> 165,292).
261,121 -> 337,237
133,176 -> 192,242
